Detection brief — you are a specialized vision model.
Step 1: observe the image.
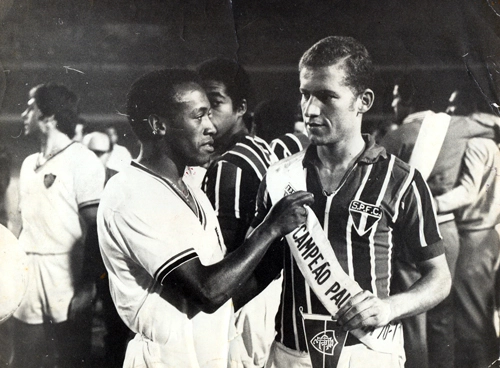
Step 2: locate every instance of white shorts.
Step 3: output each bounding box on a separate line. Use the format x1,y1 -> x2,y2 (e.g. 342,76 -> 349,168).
14,253 -> 79,324
232,276 -> 282,368
265,340 -> 405,368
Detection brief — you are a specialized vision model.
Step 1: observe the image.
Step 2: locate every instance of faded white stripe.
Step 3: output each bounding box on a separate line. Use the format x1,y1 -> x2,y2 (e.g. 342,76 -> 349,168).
214,162 -> 223,215
291,255 -> 300,348
387,228 -> 394,296
234,168 -> 242,219
392,166 -> 415,223
235,141 -> 268,171
305,284 -> 312,313
369,156 -> 395,296
412,181 -> 428,247
229,150 -> 264,180
348,165 -> 373,277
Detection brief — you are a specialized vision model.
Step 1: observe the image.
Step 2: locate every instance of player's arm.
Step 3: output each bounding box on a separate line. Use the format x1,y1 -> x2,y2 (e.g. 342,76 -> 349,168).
68,203 -> 99,319
69,150 -> 106,319
162,190 -> 313,315
335,170 -> 451,330
435,139 -> 490,213
335,253 -> 449,330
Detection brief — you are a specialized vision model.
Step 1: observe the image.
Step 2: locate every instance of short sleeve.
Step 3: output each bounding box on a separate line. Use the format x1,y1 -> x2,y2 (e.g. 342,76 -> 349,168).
395,169 -> 444,262
75,148 -> 105,209
102,206 -> 200,286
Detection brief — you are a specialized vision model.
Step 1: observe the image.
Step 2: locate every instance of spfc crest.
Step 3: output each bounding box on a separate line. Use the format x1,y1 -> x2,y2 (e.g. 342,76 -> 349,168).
310,330 -> 338,356
44,174 -> 56,188
349,200 -> 382,236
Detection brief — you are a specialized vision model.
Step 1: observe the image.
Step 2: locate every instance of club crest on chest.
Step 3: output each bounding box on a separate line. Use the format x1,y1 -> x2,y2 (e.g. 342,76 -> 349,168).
349,200 -> 382,236
44,174 -> 56,188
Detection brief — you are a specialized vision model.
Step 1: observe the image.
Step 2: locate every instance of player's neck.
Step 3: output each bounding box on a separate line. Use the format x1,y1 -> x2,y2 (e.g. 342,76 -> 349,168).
316,134 -> 365,171
139,146 -> 184,185
39,130 -> 72,159
214,121 -> 248,155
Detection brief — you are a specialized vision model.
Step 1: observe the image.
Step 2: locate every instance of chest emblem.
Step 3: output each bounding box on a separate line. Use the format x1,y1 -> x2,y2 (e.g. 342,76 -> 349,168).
310,330 -> 338,356
349,200 -> 382,236
44,174 -> 57,188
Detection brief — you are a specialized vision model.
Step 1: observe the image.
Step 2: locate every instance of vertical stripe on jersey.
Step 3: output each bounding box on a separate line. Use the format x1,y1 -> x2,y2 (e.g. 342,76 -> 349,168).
290,251 -> 300,349
346,165 -> 373,278
368,155 -> 395,296
386,227 -> 394,296
279,254 -> 288,345
214,163 -> 222,215
234,168 -> 242,219
229,150 -> 265,180
305,284 -> 312,313
412,181 -> 428,247
422,177 -> 443,239
213,161 -> 239,218
392,166 -> 415,223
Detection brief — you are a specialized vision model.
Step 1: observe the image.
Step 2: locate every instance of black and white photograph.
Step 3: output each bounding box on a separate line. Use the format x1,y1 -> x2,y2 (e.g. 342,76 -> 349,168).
0,1 -> 500,367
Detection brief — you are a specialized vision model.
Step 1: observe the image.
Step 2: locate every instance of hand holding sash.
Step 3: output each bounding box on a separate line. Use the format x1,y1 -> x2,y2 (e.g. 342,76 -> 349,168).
263,191 -> 314,238
335,290 -> 392,331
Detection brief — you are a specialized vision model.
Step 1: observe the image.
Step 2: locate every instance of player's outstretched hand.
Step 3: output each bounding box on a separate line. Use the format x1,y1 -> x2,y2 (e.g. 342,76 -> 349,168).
265,191 -> 314,237
334,290 -> 392,331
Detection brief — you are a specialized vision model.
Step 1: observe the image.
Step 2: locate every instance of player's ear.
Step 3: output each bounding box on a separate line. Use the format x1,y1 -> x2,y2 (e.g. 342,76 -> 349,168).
357,89 -> 374,114
44,115 -> 57,128
147,114 -> 167,137
236,98 -> 247,117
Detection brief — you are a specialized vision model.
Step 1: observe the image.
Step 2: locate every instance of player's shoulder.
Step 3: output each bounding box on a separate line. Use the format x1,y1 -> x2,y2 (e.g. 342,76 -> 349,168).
220,135 -> 275,176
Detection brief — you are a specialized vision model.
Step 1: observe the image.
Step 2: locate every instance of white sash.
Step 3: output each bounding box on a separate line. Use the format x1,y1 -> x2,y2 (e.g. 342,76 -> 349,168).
408,111 -> 451,181
266,153 -> 403,354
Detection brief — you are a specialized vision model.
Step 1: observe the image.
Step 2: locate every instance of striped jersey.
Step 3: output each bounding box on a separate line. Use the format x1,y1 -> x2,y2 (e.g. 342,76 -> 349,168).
203,134 -> 277,250
252,134 -> 443,352
270,132 -> 310,160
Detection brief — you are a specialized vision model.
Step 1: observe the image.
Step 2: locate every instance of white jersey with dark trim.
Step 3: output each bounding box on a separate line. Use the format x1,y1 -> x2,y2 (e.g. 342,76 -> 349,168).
19,142 -> 104,254
97,162 -> 233,367
252,135 -> 443,352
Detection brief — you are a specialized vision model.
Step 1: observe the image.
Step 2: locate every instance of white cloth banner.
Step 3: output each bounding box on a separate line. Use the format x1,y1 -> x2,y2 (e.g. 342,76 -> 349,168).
408,111 -> 451,181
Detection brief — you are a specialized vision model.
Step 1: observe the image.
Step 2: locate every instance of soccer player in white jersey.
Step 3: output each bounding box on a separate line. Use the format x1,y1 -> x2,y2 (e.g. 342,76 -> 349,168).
13,83 -> 105,367
97,69 -> 313,368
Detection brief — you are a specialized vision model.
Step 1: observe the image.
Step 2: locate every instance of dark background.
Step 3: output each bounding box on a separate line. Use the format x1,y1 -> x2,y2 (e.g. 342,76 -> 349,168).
1,0 -> 500,165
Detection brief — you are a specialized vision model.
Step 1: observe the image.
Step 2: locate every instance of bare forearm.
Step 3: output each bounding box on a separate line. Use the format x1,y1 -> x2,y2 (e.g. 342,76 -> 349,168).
387,254 -> 451,321
164,191 -> 314,314
191,222 -> 280,312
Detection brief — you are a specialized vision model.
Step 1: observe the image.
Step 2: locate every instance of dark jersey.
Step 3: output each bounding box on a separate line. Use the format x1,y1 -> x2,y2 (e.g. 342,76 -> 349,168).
252,135 -> 443,352
203,135 -> 276,251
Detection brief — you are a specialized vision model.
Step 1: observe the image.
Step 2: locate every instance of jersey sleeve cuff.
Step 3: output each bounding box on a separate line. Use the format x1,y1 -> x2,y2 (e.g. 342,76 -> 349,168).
78,199 -> 100,210
154,248 -> 199,286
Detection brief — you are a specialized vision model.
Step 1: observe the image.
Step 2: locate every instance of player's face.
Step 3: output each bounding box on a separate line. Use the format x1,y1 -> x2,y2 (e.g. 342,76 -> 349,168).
21,97 -> 44,136
300,63 -> 361,146
202,80 -> 240,143
165,85 -> 216,166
